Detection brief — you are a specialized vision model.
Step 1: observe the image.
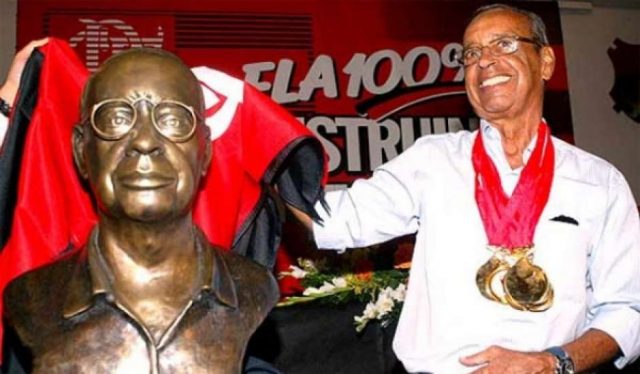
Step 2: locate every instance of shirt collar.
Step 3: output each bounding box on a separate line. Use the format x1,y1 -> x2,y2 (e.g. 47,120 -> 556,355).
62,227 -> 239,319
479,119 -> 539,170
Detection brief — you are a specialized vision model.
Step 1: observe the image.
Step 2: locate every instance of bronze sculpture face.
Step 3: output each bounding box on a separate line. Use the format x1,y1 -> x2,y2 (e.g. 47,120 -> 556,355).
5,49 -> 279,374
73,50 -> 211,223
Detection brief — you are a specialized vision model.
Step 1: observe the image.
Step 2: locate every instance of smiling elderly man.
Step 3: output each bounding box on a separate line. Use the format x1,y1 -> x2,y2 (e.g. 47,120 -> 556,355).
3,48 -> 278,373
289,4 -> 640,374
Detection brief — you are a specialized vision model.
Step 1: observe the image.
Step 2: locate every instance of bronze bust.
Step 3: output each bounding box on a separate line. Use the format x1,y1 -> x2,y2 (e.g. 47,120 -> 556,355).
3,49 -> 278,373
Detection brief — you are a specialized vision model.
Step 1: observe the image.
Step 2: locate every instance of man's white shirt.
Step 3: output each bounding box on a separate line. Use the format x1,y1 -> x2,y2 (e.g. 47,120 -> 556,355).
314,120 -> 640,373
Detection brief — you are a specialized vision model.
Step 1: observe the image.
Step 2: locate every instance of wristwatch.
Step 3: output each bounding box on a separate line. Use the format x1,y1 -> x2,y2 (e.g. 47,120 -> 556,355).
0,97 -> 11,117
545,346 -> 575,374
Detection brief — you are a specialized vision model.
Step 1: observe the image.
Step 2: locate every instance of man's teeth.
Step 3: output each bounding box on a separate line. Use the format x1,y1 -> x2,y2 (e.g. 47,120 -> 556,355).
480,75 -> 511,88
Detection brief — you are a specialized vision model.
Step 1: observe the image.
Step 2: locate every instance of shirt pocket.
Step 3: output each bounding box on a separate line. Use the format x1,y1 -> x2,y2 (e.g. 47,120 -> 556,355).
534,212 -> 592,306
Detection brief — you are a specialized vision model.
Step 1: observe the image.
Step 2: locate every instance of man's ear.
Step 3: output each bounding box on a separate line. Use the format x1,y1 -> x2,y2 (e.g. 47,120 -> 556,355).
72,125 -> 89,179
540,45 -> 556,81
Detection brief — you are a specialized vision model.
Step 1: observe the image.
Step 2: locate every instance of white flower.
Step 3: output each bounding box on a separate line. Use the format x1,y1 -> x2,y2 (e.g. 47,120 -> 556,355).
318,281 -> 336,293
374,292 -> 395,317
302,287 -> 322,296
352,278 -> 408,332
390,283 -> 407,301
332,277 -> 348,288
288,265 -> 308,279
303,281 -> 338,296
362,301 -> 378,319
354,315 -> 367,324
354,303 -> 376,330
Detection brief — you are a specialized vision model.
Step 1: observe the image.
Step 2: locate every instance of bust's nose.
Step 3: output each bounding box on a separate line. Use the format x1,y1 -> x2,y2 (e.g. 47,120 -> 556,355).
126,107 -> 164,157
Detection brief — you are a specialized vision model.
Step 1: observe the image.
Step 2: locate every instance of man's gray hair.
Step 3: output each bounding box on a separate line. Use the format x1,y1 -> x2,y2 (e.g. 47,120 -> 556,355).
472,3 -> 550,45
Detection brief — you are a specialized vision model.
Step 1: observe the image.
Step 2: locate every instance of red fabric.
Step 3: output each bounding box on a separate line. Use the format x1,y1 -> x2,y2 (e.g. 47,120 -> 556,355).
472,122 -> 555,249
194,81 -> 322,247
0,39 -> 324,357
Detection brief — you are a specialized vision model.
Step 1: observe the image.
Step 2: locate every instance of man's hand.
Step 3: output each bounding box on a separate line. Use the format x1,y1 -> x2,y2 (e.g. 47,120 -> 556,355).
460,345 -> 557,374
0,37 -> 49,104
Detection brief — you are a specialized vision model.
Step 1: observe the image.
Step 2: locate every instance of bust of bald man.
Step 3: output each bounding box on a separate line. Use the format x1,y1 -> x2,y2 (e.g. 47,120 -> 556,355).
4,48 -> 278,374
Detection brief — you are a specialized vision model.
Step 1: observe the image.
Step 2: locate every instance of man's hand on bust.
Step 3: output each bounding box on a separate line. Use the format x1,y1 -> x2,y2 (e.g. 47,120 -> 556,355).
0,37 -> 48,104
460,345 -> 557,374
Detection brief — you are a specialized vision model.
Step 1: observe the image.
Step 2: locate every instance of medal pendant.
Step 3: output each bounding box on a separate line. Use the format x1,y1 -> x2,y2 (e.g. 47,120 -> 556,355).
476,256 -> 504,302
503,256 -> 553,311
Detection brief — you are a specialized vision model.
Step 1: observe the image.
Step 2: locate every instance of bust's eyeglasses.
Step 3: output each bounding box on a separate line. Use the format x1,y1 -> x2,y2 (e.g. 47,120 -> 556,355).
456,35 -> 543,67
89,97 -> 199,143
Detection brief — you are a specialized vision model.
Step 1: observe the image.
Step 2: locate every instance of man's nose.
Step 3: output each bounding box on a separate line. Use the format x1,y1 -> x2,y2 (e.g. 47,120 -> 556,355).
127,111 -> 164,156
477,47 -> 497,69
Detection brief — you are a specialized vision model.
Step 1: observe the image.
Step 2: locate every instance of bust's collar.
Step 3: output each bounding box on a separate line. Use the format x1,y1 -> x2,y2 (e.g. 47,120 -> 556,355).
63,227 -> 238,319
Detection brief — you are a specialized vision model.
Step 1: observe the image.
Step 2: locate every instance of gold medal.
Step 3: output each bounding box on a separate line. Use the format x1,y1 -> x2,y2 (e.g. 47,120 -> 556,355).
476,246 -> 554,311
476,246 -> 511,303
486,263 -> 509,304
503,256 -> 553,311
476,255 -> 503,302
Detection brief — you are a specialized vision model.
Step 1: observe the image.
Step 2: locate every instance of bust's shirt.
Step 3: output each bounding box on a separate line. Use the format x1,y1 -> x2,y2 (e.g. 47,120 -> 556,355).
4,228 -> 279,374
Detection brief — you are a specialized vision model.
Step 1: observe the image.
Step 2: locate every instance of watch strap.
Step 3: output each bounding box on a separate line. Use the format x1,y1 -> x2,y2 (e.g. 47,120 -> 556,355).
545,346 -> 575,374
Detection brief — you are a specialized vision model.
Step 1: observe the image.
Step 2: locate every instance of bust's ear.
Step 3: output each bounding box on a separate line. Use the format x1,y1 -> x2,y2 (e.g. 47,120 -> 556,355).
202,139 -> 212,177
72,125 -> 89,179
200,125 -> 213,177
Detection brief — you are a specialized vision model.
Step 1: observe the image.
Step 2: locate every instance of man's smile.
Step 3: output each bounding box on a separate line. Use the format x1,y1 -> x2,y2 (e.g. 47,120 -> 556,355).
479,75 -> 512,88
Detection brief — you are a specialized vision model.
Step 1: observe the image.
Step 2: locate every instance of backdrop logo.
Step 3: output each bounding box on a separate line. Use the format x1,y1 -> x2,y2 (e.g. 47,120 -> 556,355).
608,38 -> 640,123
69,18 -> 164,71
29,3 -> 569,184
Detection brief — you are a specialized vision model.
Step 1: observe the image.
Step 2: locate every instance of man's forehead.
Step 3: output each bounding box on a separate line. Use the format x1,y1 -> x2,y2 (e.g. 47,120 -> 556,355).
463,10 -> 530,45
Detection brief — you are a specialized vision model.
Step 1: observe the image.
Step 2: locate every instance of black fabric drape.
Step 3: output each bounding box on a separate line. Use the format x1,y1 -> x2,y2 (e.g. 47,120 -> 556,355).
0,50 -> 43,249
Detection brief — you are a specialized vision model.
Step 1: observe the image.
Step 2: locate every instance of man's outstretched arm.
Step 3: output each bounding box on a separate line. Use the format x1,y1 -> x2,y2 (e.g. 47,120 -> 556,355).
0,38 -> 49,105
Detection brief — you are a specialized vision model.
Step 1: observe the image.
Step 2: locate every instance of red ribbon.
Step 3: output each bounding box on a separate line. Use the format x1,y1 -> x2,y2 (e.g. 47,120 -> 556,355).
472,122 -> 555,250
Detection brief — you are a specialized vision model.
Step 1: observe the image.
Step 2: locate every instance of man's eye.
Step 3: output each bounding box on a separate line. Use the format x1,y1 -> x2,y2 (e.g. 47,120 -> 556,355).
464,49 -> 481,61
495,38 -> 515,51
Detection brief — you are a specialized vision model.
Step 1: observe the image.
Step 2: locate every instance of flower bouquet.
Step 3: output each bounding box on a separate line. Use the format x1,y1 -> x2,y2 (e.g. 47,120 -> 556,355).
277,242 -> 412,332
